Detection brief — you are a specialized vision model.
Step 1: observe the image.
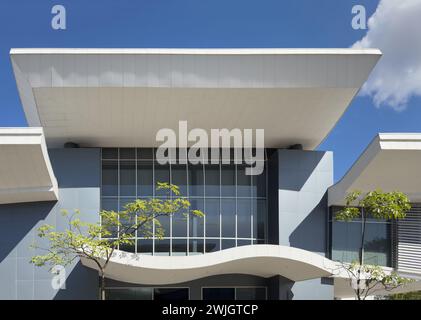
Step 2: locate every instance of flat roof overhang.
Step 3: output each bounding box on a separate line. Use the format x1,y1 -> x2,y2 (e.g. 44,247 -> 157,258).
329,133 -> 421,205
80,245 -> 337,285
0,128 -> 58,204
11,48 -> 381,148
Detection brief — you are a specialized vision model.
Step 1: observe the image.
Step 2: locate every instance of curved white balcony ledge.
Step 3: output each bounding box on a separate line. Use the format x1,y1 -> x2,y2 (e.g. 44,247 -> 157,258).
80,245 -> 337,285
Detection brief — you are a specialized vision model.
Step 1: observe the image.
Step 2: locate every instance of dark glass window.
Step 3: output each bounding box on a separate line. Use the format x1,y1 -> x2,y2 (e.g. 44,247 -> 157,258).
237,164 -> 252,197
202,288 -> 235,300
120,148 -> 136,159
236,288 -> 266,300
154,239 -> 170,256
189,239 -> 204,254
237,239 -> 252,247
101,148 -> 267,256
221,239 -> 236,250
102,160 -> 118,196
101,198 -> 118,237
237,199 -> 252,238
172,239 -> 187,256
331,221 -> 362,263
330,206 -> 392,267
137,239 -> 153,254
172,210 -> 187,238
137,148 -> 154,160
188,164 -> 204,197
208,148 -> 220,164
221,164 -> 236,197
252,162 -> 266,198
171,164 -> 188,195
205,239 -> 220,253
221,199 -> 236,237
106,288 -> 153,300
205,164 -> 220,197
154,288 -> 189,301
120,161 -> 136,196
101,198 -> 118,211
156,215 -> 170,238
364,222 -> 391,266
119,198 -> 136,235
189,198 -> 205,237
154,163 -> 170,197
254,200 -> 266,240
119,197 -> 137,211
205,199 -> 220,237
137,161 -> 153,197
119,242 -> 135,253
102,148 -> 118,159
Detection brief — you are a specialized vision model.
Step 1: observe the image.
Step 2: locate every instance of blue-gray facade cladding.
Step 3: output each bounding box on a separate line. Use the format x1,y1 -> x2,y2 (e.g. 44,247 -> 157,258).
0,148 -> 100,299
0,148 -> 333,300
267,149 -> 334,300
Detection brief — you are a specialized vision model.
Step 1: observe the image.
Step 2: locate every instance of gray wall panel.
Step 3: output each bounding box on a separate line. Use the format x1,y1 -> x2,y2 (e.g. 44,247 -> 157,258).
267,149 -> 333,300
290,278 -> 334,300
0,148 -> 100,300
277,150 -> 333,255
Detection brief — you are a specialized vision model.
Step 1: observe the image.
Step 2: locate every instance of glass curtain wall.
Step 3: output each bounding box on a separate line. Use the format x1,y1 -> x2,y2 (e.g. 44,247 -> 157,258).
329,207 -> 392,267
101,148 -> 268,255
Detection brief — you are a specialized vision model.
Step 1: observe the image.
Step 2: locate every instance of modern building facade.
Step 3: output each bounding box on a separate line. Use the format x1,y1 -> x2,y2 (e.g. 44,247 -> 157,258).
1,48 -> 420,300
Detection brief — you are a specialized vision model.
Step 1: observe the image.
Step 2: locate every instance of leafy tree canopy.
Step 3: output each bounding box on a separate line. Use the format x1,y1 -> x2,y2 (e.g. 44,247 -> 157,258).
30,182 -> 204,299
335,189 -> 411,222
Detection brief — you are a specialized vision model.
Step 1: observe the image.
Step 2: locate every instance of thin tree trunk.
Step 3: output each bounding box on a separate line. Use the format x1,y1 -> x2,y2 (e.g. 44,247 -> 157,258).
99,271 -> 106,300
360,208 -> 366,265
356,208 -> 367,300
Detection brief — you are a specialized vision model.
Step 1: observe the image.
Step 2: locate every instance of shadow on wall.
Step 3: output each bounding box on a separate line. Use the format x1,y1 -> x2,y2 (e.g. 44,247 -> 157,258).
0,200 -> 99,300
275,150 -> 332,255
54,261 -> 99,300
49,148 -> 101,188
278,151 -> 326,192
0,201 -> 56,263
289,193 -> 328,254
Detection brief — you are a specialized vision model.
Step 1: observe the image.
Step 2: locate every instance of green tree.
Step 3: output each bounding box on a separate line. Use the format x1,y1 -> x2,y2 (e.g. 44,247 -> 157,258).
335,190 -> 412,300
388,290 -> 421,300
30,182 -> 204,300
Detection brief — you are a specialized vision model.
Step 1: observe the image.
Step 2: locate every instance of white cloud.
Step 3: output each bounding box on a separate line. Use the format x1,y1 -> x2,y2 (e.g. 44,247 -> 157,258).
353,0 -> 421,110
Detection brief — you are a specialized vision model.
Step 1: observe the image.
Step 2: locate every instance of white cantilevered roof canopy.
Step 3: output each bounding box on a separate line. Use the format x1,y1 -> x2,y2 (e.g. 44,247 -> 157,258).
329,133 -> 421,205
10,48 -> 381,148
0,128 -> 58,204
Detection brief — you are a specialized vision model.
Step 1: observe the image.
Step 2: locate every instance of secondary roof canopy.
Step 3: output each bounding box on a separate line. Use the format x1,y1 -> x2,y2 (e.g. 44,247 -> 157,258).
11,48 -> 381,148
0,128 -> 58,204
329,133 -> 421,205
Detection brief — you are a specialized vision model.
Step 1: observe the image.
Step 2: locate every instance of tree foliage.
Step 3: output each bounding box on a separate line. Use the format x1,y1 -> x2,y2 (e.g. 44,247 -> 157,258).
30,182 -> 204,299
343,262 -> 413,300
388,290 -> 421,300
335,189 -> 412,300
335,189 -> 410,222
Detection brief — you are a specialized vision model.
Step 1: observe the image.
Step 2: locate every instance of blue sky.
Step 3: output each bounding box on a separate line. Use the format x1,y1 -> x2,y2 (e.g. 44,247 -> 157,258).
0,0 -> 420,181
